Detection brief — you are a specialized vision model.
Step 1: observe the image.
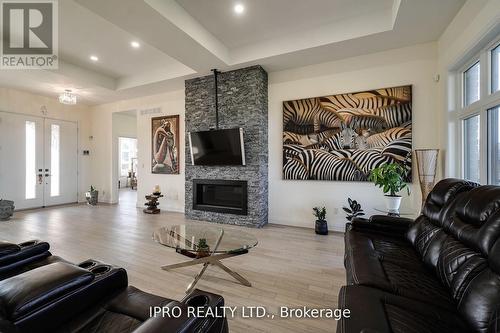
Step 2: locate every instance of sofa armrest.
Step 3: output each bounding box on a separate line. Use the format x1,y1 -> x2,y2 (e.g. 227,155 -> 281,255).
0,242 -> 21,257
0,240 -> 50,267
134,289 -> 228,333
350,215 -> 414,237
0,262 -> 94,320
133,302 -> 192,333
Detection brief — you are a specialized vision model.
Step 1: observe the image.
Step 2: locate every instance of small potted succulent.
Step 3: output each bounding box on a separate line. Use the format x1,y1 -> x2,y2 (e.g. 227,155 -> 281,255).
313,206 -> 328,235
85,185 -> 99,206
368,163 -> 410,212
196,238 -> 210,258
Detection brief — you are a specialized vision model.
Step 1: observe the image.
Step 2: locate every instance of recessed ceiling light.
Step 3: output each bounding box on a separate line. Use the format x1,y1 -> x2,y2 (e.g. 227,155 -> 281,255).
90,55 -> 98,62
234,3 -> 244,14
131,41 -> 140,48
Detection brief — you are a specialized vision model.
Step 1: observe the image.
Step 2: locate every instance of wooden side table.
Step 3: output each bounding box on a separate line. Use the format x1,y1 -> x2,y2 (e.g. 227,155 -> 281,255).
143,193 -> 163,214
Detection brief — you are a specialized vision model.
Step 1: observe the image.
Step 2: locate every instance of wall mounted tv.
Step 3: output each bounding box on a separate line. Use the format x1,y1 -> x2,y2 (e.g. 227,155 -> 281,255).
188,128 -> 246,166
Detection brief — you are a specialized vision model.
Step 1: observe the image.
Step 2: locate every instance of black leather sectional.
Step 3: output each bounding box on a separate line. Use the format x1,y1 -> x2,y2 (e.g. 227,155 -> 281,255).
338,178 -> 500,333
0,241 -> 228,333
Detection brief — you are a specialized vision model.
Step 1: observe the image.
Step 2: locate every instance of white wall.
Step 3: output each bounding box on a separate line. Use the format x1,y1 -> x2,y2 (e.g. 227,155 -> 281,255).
268,42 -> 439,231
0,87 -> 92,202
89,90 -> 185,212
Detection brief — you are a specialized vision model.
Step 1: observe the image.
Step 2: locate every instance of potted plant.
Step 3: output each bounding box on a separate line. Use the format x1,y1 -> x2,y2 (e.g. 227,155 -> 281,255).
368,163 -> 410,212
343,198 -> 365,221
196,238 -> 210,258
85,185 -> 99,206
313,206 -> 328,235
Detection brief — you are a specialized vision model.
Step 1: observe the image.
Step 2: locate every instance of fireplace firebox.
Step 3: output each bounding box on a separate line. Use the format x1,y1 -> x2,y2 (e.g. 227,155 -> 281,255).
193,179 -> 248,215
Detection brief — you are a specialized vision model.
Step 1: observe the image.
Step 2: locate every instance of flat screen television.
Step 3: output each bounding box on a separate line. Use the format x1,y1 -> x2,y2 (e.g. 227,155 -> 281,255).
188,128 -> 245,166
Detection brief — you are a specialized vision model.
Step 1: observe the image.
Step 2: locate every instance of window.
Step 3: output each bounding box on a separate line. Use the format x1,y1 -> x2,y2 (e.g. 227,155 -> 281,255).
50,124 -> 60,197
119,137 -> 137,177
464,62 -> 480,106
457,39 -> 500,184
463,116 -> 481,183
488,106 -> 500,185
25,121 -> 36,199
492,44 -> 500,93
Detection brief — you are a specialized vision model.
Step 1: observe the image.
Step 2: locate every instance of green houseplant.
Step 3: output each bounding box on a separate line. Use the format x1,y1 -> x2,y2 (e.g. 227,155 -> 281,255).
343,198 -> 365,221
313,206 -> 328,235
196,238 -> 210,258
368,163 -> 410,212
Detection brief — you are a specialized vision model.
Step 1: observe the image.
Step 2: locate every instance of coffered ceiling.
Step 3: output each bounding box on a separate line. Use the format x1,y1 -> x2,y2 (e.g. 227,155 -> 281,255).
0,0 -> 465,105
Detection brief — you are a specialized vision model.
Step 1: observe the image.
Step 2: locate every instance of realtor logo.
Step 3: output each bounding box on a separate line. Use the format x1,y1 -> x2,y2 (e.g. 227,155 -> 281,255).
1,0 -> 58,69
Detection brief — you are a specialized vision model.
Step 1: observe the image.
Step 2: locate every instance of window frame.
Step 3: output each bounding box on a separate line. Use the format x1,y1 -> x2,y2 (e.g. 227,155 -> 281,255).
457,35 -> 500,185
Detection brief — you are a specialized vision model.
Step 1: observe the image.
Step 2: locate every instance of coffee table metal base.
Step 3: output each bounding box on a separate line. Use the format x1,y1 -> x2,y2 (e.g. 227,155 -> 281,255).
162,250 -> 251,293
160,229 -> 252,293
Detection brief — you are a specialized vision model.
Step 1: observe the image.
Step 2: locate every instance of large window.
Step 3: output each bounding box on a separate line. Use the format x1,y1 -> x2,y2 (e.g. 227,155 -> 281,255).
119,137 -> 137,177
459,38 -> 500,184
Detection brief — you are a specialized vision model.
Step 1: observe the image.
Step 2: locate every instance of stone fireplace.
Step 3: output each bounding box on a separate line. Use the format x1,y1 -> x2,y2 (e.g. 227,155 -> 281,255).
184,66 -> 268,227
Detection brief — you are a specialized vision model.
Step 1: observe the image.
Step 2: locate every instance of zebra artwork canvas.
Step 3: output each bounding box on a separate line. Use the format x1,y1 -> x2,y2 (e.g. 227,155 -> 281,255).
283,85 -> 412,181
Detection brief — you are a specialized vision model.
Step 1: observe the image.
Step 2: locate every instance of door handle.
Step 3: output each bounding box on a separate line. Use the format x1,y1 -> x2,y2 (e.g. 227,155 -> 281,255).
38,174 -> 43,184
44,174 -> 50,177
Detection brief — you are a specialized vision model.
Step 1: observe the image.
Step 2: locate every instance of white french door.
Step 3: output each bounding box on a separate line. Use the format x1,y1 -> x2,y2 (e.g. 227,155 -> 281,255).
0,112 -> 78,209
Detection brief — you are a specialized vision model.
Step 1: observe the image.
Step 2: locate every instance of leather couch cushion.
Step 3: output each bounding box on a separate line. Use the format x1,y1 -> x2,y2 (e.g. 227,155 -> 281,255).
0,262 -> 94,320
422,178 -> 479,221
344,229 -> 455,309
337,285 -> 470,333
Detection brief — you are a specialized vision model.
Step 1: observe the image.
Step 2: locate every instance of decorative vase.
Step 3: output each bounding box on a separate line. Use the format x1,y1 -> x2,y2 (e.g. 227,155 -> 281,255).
415,149 -> 439,211
0,200 -> 14,221
86,190 -> 98,206
315,220 -> 328,235
384,195 -> 402,212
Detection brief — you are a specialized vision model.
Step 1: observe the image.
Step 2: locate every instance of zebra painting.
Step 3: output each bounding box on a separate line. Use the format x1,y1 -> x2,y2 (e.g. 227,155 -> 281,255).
282,85 -> 412,181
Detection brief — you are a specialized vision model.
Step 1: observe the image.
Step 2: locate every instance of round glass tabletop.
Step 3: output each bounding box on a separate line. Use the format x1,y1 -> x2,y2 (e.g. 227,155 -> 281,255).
152,224 -> 258,254
373,207 -> 417,216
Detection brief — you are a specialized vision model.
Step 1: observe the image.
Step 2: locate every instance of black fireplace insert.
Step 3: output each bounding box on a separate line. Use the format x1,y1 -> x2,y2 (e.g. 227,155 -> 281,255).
193,179 -> 248,215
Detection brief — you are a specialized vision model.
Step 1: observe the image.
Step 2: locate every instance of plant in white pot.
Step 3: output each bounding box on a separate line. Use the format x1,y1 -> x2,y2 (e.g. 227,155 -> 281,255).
368,163 -> 410,213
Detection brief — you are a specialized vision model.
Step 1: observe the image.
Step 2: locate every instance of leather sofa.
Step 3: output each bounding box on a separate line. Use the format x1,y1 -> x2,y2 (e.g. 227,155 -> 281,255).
0,242 -> 228,333
337,178 -> 500,333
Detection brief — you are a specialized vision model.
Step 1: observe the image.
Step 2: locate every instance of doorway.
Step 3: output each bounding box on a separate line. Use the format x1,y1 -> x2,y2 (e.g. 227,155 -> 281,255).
0,112 -> 78,209
112,110 -> 138,207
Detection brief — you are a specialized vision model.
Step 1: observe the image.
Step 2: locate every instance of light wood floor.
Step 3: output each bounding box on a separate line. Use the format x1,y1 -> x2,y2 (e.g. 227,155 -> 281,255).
0,189 -> 346,333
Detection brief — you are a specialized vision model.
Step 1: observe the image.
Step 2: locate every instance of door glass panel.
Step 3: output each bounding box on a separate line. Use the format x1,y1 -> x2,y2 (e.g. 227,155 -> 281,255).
25,121 -> 36,199
51,124 -> 60,196
463,115 -> 480,183
464,62 -> 480,106
492,44 -> 500,93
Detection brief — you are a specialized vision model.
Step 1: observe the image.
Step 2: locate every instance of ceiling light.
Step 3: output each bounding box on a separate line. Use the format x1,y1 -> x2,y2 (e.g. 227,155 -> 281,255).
59,90 -> 77,105
90,55 -> 98,62
131,41 -> 140,48
234,3 -> 244,14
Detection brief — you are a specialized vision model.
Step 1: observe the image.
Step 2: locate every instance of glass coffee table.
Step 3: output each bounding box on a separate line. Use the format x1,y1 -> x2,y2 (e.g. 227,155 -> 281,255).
153,224 -> 258,293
